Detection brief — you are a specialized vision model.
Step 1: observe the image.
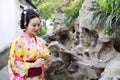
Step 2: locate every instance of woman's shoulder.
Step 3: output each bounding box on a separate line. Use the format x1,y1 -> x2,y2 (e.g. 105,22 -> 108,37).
37,36 -> 47,45
12,35 -> 23,43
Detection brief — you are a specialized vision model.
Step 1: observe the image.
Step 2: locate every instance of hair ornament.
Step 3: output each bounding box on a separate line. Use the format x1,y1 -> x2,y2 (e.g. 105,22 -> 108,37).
24,10 -> 27,26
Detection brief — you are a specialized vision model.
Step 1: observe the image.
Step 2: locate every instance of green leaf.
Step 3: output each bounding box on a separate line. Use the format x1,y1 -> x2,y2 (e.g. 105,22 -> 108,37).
87,0 -> 120,37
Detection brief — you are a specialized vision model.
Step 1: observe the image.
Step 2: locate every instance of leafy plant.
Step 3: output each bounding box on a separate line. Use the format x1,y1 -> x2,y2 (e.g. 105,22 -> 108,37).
32,0 -> 84,27
36,25 -> 47,37
32,0 -> 62,19
87,0 -> 120,38
62,0 -> 84,26
31,0 -> 41,6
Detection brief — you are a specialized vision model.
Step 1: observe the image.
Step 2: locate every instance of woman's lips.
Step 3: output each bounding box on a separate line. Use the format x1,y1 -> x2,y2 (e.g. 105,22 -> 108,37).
34,30 -> 38,33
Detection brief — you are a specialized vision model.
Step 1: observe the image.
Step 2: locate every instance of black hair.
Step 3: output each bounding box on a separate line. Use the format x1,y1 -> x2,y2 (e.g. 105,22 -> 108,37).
20,9 -> 40,29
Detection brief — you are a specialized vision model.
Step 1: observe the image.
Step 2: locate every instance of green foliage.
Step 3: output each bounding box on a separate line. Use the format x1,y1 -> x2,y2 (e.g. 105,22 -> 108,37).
31,0 -> 40,6
32,0 -> 62,19
62,0 -> 84,26
32,0 -> 84,27
87,0 -> 120,38
37,2 -> 54,19
36,25 -> 47,37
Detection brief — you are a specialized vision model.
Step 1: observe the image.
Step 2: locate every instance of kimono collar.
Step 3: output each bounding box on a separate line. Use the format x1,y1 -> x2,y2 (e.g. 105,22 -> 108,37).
20,32 -> 37,40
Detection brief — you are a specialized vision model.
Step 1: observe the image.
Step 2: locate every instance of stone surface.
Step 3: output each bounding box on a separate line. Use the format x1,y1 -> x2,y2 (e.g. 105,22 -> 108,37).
43,0 -> 120,79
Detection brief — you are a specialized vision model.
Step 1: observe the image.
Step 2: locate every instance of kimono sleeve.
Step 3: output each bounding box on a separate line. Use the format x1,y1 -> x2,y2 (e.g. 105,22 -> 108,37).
9,38 -> 31,77
39,38 -> 50,59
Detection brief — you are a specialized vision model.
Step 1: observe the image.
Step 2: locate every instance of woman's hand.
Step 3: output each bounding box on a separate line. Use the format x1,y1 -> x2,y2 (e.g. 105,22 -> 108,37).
30,58 -> 45,68
43,56 -> 51,69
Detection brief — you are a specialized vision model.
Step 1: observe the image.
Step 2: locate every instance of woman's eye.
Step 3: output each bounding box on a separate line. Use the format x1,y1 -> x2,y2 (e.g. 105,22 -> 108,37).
32,25 -> 36,27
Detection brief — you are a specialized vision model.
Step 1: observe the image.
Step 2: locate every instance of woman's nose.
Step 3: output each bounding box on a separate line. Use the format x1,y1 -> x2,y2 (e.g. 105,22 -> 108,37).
35,26 -> 39,30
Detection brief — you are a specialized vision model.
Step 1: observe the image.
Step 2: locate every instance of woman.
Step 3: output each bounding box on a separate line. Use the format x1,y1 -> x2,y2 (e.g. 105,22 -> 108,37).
8,9 -> 50,80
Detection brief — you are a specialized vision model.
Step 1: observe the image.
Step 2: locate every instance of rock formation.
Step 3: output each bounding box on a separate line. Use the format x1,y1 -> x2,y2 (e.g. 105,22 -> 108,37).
42,0 -> 120,80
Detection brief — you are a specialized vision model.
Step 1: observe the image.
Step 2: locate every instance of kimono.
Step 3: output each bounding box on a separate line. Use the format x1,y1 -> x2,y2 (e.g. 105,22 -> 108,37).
8,32 -> 49,80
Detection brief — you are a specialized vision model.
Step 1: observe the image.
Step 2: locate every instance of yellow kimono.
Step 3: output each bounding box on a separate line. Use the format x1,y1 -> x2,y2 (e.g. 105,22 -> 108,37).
8,32 -> 49,80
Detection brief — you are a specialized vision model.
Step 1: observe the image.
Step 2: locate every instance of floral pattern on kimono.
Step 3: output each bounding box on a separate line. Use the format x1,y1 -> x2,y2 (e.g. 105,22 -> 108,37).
8,32 -> 49,80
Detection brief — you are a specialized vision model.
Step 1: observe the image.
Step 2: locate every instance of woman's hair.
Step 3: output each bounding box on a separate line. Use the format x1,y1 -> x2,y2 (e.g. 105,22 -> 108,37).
20,9 -> 40,29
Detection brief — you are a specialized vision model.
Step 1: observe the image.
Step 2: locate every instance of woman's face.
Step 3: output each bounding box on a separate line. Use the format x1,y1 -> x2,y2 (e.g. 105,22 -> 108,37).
25,17 -> 40,37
